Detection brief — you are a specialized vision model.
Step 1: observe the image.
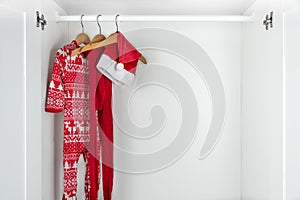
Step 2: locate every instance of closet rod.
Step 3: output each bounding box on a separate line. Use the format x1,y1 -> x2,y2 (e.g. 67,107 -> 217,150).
56,15 -> 254,23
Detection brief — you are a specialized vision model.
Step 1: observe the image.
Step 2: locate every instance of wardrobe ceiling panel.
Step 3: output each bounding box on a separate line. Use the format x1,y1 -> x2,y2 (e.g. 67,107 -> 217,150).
54,0 -> 256,15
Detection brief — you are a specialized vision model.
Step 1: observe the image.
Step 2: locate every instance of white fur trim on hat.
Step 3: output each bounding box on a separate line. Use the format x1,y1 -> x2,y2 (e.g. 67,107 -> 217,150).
96,54 -> 135,86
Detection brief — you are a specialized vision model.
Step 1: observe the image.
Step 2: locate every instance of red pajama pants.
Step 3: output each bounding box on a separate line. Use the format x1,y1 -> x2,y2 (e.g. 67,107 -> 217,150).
88,47 -> 114,200
97,76 -> 114,200
62,124 -> 90,200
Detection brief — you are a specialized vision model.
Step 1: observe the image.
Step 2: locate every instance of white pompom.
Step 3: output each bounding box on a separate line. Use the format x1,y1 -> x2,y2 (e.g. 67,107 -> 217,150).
116,63 -> 124,70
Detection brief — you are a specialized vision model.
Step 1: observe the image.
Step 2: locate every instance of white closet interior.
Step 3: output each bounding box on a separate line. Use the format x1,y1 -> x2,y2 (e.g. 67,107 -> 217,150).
1,0 -> 300,199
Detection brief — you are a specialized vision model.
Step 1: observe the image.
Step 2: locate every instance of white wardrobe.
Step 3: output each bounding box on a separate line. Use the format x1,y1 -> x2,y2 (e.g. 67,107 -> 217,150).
1,0 -> 300,199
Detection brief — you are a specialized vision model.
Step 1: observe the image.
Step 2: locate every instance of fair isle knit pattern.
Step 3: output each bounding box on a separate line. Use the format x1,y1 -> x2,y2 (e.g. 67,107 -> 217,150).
46,40 -> 92,200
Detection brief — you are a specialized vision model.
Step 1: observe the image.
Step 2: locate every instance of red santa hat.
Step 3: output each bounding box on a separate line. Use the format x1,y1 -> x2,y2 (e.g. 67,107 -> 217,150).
96,31 -> 142,86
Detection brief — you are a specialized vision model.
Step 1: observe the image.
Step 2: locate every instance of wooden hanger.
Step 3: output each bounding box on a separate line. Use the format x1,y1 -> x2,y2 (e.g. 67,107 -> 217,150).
71,15 -> 147,64
139,56 -> 147,64
72,32 -> 147,64
90,34 -> 106,44
90,15 -> 106,43
75,15 -> 90,45
72,15 -> 119,56
72,32 -> 117,57
75,33 -> 90,45
72,33 -> 147,64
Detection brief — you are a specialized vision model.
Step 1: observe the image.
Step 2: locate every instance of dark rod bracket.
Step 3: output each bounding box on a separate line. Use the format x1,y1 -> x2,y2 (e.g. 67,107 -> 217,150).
263,11 -> 273,30
36,11 -> 47,30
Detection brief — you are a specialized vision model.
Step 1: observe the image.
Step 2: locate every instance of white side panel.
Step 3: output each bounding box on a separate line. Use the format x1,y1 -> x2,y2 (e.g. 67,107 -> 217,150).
41,1 -> 69,200
0,7 -> 25,200
284,3 -> 300,200
25,7 -> 42,200
0,0 -> 42,200
68,21 -> 242,199
242,0 -> 284,199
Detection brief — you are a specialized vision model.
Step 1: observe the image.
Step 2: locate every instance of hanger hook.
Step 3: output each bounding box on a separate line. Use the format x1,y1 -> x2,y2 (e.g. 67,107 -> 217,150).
115,14 -> 120,32
80,14 -> 85,33
96,15 -> 102,34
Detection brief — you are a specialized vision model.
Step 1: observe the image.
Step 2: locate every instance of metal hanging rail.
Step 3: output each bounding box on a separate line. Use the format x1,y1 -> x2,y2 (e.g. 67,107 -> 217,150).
56,14 -> 254,23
